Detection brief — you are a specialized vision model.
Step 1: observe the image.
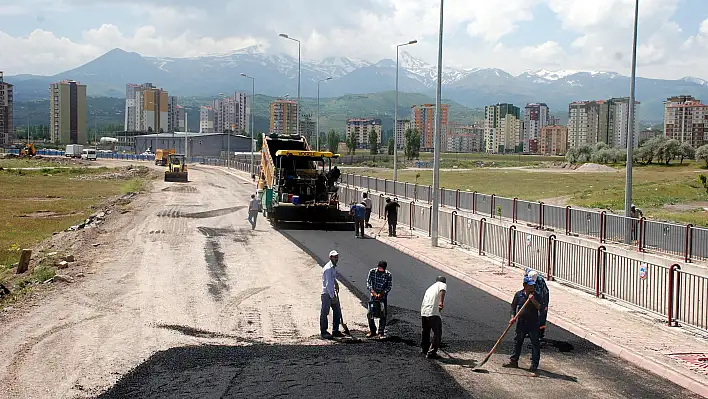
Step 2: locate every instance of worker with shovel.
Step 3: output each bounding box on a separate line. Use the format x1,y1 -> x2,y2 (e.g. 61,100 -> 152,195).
525,268 -> 550,342
321,250 -> 345,339
420,276 -> 447,359
366,261 -> 392,338
504,276 -> 542,373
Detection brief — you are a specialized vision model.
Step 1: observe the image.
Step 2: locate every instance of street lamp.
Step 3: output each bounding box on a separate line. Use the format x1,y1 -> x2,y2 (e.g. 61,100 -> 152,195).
216,92 -> 231,168
431,0 -> 444,247
624,0 -> 639,243
241,73 -> 256,176
279,33 -> 301,137
317,77 -> 332,151
394,39 -> 418,181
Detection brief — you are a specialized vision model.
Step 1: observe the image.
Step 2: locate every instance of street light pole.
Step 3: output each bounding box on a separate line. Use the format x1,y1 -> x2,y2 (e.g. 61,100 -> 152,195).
624,0 -> 639,242
431,0 -> 444,247
279,34 -> 301,136
394,39 -> 418,182
241,73 -> 256,176
317,77 -> 332,151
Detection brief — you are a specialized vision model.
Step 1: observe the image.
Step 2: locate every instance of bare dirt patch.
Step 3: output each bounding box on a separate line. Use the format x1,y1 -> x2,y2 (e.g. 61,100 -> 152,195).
575,163 -> 619,173
71,165 -> 152,181
16,211 -> 80,219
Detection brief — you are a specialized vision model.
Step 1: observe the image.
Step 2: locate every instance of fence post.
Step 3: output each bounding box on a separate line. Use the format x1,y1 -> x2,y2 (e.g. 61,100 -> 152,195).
384,179 -> 389,195
491,194 -> 496,218
547,235 -> 557,281
473,192 -> 477,214
428,206 -> 432,237
428,186 -> 432,203
404,182 -> 408,199
440,187 -> 445,205
410,201 -> 415,230
512,198 -> 518,223
565,206 -> 572,235
479,218 -> 487,256
414,184 -> 418,202
667,264 -> 681,326
507,226 -> 517,267
638,217 -> 646,252
595,246 -> 606,298
393,179 -> 397,196
379,194 -> 384,219
684,224 -> 694,263
451,211 -> 458,245
600,211 -> 607,243
539,201 -> 545,230
455,189 -> 460,210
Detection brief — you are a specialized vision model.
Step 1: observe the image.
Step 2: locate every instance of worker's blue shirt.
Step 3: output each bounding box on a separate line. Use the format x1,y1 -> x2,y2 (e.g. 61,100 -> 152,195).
350,203 -> 366,219
511,290 -> 539,325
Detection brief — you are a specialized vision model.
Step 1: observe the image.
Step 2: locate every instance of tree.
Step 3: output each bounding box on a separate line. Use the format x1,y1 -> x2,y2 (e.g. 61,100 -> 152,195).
327,129 -> 340,153
565,147 -> 579,164
657,139 -> 680,165
346,132 -> 357,155
696,144 -> 708,167
256,133 -> 264,151
369,129 -> 379,155
679,142 -> 695,164
404,128 -> 421,160
387,138 -> 395,155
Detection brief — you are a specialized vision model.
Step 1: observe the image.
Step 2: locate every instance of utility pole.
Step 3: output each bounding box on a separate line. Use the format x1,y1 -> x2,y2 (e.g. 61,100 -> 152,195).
394,39 -> 418,181
431,0 -> 444,247
624,0 -> 639,243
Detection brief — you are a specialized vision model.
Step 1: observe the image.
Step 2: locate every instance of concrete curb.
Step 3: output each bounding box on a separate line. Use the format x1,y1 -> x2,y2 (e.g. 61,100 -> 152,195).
374,234 -> 708,398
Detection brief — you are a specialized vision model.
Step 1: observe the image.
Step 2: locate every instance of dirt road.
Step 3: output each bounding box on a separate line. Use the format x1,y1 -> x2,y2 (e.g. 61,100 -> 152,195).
0,164 -> 368,398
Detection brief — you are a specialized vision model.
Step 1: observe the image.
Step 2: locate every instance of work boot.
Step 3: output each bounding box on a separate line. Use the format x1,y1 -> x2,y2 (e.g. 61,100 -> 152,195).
366,332 -> 376,338
502,360 -> 519,368
321,332 -> 333,339
426,352 -> 441,359
529,366 -> 540,376
332,331 -> 346,338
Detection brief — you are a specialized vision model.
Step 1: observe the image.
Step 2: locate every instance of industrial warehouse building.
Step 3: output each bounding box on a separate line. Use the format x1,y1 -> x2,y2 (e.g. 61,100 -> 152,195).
134,132 -> 253,158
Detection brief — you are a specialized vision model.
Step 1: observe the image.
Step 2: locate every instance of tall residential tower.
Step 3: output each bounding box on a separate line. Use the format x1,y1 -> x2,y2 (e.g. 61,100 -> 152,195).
49,80 -> 87,145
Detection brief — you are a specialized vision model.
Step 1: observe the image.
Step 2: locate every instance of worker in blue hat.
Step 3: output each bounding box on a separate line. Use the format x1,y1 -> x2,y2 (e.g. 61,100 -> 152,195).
503,275 -> 542,373
525,268 -> 550,342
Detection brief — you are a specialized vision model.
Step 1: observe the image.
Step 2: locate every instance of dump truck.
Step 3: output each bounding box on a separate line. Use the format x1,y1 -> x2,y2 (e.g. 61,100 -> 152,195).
155,148 -> 176,166
259,134 -> 350,227
164,153 -> 188,182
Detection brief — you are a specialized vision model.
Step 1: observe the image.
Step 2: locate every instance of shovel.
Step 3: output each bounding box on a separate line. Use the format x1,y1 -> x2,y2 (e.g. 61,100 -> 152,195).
473,297 -> 531,372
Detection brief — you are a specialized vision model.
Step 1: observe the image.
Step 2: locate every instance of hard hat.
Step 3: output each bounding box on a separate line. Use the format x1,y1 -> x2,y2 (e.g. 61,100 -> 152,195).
527,270 -> 538,280
523,276 -> 536,285
329,250 -> 339,257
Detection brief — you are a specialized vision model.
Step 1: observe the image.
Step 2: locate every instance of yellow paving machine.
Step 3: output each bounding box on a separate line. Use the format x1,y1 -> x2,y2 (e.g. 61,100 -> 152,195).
164,153 -> 188,182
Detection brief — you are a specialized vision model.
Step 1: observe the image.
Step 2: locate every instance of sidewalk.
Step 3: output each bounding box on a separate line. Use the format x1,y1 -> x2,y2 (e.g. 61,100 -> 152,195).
365,215 -> 708,397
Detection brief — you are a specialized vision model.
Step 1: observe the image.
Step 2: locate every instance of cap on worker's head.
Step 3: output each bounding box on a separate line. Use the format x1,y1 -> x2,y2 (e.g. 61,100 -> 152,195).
329,250 -> 339,257
394,198 -> 398,202
436,276 -> 447,284
631,204 -> 636,209
363,193 -> 368,199
527,270 -> 538,280
377,260 -> 387,269
523,276 -> 535,285
386,197 -> 391,203
251,194 -> 255,199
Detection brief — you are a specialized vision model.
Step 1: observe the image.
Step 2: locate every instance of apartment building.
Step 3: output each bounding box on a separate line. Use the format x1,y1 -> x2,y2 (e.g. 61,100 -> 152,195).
523,103 -> 550,153
567,101 -> 604,149
167,96 -> 184,133
395,119 -> 411,149
412,104 -> 449,150
124,83 -> 169,133
539,125 -> 568,156
200,106 -> 215,133
485,103 -> 521,153
345,118 -> 382,148
49,80 -> 87,145
0,72 -> 13,146
446,123 -> 483,153
213,92 -> 248,133
269,99 -> 298,135
607,97 -> 641,149
664,95 -> 708,149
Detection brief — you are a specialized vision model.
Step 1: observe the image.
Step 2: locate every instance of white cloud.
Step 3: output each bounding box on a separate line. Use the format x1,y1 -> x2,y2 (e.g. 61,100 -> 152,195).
521,41 -> 565,60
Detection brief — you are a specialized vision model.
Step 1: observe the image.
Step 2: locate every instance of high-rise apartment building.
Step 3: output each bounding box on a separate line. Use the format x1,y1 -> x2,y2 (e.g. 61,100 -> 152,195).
567,98 -> 640,149
124,83 -> 169,132
269,99 -> 298,135
539,125 -> 568,156
49,80 -> 87,145
523,103 -> 550,153
0,72 -> 13,146
607,97 -> 640,149
167,96 -> 184,133
446,123 -> 483,153
213,92 -> 248,133
484,103 -> 521,153
200,106 -> 215,133
395,119 -> 411,149
346,118 -> 382,148
664,95 -> 708,149
411,104 -> 449,150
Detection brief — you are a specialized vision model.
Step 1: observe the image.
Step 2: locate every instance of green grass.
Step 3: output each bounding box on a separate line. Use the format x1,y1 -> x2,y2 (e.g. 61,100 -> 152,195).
0,158 -> 63,168
346,161 -> 708,226
121,178 -> 146,194
341,151 -> 565,168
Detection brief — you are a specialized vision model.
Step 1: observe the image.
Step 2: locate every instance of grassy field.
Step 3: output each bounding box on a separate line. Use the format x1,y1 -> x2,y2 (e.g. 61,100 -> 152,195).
345,162 -> 708,226
0,166 -> 147,271
0,158 -> 68,168
341,151 -> 566,169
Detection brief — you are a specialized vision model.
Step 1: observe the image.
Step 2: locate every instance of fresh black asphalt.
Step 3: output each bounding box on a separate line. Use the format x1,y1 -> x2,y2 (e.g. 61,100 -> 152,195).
97,226 -> 700,398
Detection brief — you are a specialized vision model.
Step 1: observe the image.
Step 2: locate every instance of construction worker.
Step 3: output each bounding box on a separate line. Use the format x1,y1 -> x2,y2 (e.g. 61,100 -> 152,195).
321,250 -> 344,339
248,194 -> 260,230
421,276 -> 447,359
504,276 -> 542,373
366,261 -> 392,338
630,204 -> 643,241
525,268 -> 549,341
363,192 -> 373,228
384,197 -> 401,237
350,201 -> 367,238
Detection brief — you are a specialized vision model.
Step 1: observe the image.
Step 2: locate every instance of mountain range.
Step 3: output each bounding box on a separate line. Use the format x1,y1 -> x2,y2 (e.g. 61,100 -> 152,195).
8,45 -> 708,121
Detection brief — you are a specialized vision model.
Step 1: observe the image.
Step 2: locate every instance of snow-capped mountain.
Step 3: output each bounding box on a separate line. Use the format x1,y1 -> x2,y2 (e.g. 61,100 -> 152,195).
8,46 -> 708,120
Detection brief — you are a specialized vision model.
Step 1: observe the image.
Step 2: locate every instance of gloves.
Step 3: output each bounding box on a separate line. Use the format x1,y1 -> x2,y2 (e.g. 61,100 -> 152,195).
331,296 -> 339,304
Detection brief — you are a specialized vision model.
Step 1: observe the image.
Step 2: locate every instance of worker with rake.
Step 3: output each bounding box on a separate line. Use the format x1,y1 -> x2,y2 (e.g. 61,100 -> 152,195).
366,261 -> 392,338
503,275 -> 542,373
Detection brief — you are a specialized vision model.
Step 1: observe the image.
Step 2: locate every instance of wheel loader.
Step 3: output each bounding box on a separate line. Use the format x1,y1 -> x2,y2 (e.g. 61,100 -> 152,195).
164,154 -> 188,182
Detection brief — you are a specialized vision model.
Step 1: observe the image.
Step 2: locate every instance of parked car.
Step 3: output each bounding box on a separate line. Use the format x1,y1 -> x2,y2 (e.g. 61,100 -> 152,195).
81,148 -> 97,161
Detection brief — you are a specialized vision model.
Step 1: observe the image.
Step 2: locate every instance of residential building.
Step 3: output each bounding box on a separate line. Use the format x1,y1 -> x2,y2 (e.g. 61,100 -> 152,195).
412,104 -> 449,150
567,101 -> 604,149
167,96 -> 182,133
446,123 -> 483,153
550,115 -> 561,126
49,80 -> 87,145
606,97 -> 641,149
539,125 -> 568,156
269,99 -> 298,135
523,103 -> 550,153
213,92 -> 248,134
638,129 -> 661,144
0,72 -> 13,146
664,95 -> 708,149
484,103 -> 521,153
345,118 -> 382,148
200,106 -> 215,133
124,83 -> 169,133
395,119 -> 411,149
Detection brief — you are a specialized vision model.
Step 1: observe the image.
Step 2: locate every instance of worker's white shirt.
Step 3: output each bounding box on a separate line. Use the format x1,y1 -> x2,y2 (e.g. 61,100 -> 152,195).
363,198 -> 372,209
421,282 -> 447,317
249,198 -> 260,211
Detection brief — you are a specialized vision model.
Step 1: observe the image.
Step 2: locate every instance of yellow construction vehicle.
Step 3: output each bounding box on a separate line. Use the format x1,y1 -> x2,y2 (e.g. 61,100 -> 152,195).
19,143 -> 36,158
164,154 -> 188,182
155,148 -> 176,166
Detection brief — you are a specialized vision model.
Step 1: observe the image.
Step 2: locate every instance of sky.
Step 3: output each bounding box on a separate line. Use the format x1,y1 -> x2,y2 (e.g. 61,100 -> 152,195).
0,0 -> 707,80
